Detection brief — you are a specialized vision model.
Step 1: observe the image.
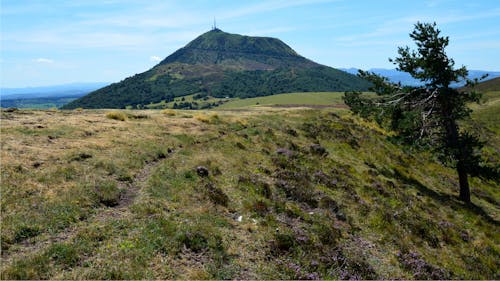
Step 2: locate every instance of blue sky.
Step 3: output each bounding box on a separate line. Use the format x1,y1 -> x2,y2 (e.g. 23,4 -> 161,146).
1,0 -> 499,87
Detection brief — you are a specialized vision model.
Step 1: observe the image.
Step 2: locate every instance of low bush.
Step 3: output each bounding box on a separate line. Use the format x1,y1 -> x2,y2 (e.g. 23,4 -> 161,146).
161,109 -> 176,116
106,111 -> 127,121
205,182 -> 229,207
14,225 -> 41,242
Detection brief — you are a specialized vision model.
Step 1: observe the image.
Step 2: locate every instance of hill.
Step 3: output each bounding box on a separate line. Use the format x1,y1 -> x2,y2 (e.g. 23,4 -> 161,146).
1,104 -> 498,279
462,76 -> 500,93
62,29 -> 370,109
216,91 -> 346,109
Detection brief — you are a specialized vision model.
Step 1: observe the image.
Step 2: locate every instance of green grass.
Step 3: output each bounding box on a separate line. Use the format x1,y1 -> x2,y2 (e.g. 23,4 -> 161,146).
1,103 -> 498,279
216,92 -> 346,109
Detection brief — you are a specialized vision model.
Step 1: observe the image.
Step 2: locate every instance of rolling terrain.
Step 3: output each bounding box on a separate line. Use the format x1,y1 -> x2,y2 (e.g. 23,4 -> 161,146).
1,83 -> 109,109
62,29 -> 370,109
1,87 -> 498,279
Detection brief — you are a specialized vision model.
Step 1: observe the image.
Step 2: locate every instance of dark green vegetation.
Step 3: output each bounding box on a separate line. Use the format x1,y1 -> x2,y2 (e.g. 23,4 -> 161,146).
344,22 -> 498,204
1,103 -> 498,279
62,29 -> 370,109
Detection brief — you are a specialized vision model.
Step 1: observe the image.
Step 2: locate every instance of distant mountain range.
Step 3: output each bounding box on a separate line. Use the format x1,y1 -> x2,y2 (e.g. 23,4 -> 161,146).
340,68 -> 500,87
1,82 -> 110,100
62,29 -> 371,109
0,82 -> 111,109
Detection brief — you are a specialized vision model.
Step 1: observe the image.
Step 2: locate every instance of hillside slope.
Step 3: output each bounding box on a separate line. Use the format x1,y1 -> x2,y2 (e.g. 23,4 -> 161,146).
62,30 -> 370,109
462,76 -> 500,93
1,106 -> 498,279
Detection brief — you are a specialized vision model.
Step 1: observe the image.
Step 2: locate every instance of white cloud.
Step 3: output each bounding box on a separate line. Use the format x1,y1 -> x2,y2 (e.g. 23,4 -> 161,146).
34,58 -> 54,63
150,56 -> 161,62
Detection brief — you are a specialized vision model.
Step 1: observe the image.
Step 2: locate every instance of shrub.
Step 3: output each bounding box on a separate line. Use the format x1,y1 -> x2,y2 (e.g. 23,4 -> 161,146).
237,175 -> 272,198
271,232 -> 296,254
397,251 -> 450,279
205,182 -> 229,207
106,111 -> 127,121
14,225 -> 41,242
309,143 -> 328,156
161,109 -> 176,116
275,179 -> 317,207
195,114 -> 210,123
195,113 -> 220,124
176,231 -> 208,253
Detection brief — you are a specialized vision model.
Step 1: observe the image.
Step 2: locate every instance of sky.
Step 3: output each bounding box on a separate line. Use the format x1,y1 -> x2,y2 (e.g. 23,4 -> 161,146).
1,0 -> 499,88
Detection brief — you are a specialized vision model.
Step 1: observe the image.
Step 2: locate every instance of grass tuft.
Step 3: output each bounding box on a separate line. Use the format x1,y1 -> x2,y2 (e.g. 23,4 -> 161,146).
106,111 -> 127,121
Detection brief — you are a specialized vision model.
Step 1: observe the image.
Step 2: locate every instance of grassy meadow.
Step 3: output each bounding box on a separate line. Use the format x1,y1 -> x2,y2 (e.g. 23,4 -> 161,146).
0,93 -> 498,279
216,92 -> 346,109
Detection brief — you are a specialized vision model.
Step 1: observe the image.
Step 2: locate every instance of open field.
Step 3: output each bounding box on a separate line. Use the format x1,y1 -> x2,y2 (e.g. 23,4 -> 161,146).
0,102 -> 498,279
216,92 -> 346,109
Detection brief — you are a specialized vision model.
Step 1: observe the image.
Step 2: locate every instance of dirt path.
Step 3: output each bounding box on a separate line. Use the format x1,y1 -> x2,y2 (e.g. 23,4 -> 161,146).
1,122 -> 258,270
1,154 -> 167,267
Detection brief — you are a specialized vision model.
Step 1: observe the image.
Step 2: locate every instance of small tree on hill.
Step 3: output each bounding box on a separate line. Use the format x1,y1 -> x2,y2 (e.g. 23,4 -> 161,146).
344,22 -> 497,203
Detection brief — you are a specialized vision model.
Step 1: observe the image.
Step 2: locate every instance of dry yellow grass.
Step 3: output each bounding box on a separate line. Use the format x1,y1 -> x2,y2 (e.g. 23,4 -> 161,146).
161,109 -> 176,116
1,106 -> 498,280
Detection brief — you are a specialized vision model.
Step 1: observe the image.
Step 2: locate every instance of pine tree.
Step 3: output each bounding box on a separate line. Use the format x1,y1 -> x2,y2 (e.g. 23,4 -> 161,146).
344,22 -> 497,203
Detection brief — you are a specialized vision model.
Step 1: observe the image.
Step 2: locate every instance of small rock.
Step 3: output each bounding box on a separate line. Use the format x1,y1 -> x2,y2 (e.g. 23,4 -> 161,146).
236,215 -> 243,222
196,166 -> 209,177
276,148 -> 295,158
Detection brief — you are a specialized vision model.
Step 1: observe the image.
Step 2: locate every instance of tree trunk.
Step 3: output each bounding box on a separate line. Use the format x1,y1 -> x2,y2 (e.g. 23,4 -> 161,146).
440,99 -> 472,204
457,163 -> 471,203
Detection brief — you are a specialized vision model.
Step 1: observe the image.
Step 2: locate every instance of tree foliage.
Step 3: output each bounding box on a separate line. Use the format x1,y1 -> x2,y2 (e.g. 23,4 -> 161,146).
344,22 -> 498,203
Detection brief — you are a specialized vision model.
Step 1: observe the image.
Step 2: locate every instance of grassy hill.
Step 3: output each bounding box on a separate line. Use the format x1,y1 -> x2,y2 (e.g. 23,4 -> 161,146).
62,30 -> 370,109
1,99 -> 498,279
462,76 -> 500,93
217,92 -> 346,109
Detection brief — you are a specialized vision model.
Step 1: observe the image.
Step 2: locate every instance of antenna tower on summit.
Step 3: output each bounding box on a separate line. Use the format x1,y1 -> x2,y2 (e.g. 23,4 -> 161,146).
212,17 -> 217,30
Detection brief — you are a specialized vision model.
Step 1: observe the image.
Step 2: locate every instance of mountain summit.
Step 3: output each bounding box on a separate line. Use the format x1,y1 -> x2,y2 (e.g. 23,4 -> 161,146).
63,30 -> 370,109
159,29 -> 314,68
